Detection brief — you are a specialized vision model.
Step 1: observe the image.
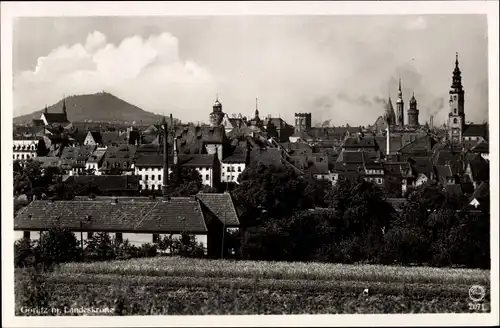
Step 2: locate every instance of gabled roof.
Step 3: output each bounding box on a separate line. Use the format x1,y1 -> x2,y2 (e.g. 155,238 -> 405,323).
14,198 -> 207,233
342,135 -> 378,149
466,156 -> 489,182
42,112 -> 70,124
408,157 -> 434,176
470,140 -> 489,153
374,135 -> 403,155
35,156 -> 60,168
469,182 -> 489,202
445,184 -> 464,198
336,150 -> 364,163
88,131 -> 103,144
290,130 -> 314,140
463,123 -> 487,137
305,161 -> 329,175
195,193 -> 240,226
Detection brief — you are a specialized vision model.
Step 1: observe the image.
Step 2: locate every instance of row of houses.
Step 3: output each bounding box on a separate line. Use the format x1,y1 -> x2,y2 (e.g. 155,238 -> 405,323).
14,193 -> 240,258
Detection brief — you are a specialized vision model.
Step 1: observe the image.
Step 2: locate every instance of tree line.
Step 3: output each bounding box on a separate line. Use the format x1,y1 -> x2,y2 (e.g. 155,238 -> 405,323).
14,161 -> 490,269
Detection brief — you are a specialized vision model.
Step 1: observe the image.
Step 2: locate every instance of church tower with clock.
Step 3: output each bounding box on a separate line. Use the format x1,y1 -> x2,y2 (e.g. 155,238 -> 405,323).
447,52 -> 466,145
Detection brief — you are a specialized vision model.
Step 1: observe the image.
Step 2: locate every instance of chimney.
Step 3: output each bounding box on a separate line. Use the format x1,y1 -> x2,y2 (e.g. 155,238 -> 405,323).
173,137 -> 178,165
386,126 -> 390,156
162,116 -> 169,199
430,115 -> 434,130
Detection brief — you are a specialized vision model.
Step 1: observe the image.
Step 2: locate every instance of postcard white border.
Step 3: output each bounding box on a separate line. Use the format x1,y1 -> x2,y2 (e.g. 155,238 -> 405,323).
2,1 -> 499,327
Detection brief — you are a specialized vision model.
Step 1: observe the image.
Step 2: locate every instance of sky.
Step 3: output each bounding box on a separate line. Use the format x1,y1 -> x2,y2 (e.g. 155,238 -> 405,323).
13,15 -> 489,126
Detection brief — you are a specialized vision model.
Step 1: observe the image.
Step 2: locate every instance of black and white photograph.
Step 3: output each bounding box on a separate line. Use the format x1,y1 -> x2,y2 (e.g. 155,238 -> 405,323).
2,1 -> 498,326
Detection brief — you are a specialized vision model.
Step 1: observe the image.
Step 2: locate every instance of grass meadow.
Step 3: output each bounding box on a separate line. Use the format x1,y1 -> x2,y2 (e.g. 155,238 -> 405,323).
15,256 -> 491,315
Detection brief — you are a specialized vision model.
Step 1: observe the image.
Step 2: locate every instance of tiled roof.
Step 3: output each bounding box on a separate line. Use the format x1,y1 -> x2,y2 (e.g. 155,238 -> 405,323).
463,123 -> 488,137
432,150 -> 461,166
65,175 -> 140,191
408,157 -> 434,176
445,184 -> 464,198
470,140 -> 489,153
222,151 -> 247,164
183,154 -> 216,167
36,156 -> 60,168
435,165 -> 455,185
195,193 -> 240,226
249,148 -> 283,167
89,131 -> 103,144
290,130 -> 314,140
306,162 -> 329,175
336,150 -> 364,163
87,148 -> 107,164
265,117 -> 288,129
470,182 -> 489,201
383,162 -> 412,177
101,131 -> 128,145
14,199 -> 207,233
364,162 -> 384,170
467,156 -> 489,182
374,135 -> 403,155
43,113 -> 69,124
342,135 -> 378,149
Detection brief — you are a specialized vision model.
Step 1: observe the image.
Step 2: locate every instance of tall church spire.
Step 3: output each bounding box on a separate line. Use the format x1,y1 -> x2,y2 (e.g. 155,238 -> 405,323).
255,97 -> 259,118
62,94 -> 67,115
396,78 -> 404,127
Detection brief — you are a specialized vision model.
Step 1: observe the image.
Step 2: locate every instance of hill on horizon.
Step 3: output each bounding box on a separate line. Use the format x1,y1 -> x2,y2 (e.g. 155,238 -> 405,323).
13,92 -> 176,125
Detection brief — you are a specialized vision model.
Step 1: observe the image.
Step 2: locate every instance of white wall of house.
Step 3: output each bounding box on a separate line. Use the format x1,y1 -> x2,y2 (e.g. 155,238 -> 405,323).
135,166 -> 214,189
196,167 -> 215,187
15,230 -> 208,251
13,139 -> 38,161
135,166 -> 169,191
481,153 -> 489,162
221,163 -> 245,184
84,133 -> 97,146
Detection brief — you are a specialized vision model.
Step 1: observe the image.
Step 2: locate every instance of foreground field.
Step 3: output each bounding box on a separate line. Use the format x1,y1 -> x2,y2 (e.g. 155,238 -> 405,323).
15,257 -> 491,315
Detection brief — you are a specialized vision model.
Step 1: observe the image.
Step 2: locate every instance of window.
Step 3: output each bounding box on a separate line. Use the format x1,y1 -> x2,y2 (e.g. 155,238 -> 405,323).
206,174 -> 209,180
21,154 -> 24,160
158,175 -> 161,180
145,175 -> 148,180
238,166 -> 242,172
453,118 -> 457,124
87,232 -> 94,239
152,234 -> 160,243
151,175 -> 155,181
115,233 -> 123,242
377,178 -> 382,184
23,231 -> 30,239
145,185 -> 149,190
152,185 -> 156,190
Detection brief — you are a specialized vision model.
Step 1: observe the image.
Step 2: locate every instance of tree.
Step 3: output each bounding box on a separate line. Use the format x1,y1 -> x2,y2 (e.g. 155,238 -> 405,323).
167,165 -> 206,196
84,232 -> 116,261
14,238 -> 37,268
325,178 -> 396,263
232,164 -> 320,228
37,228 -> 80,267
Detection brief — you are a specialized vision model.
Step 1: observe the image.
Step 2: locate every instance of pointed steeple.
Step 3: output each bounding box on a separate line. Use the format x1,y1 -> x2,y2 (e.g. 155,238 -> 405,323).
451,52 -> 463,91
397,78 -> 403,103
62,95 -> 67,115
255,97 -> 260,118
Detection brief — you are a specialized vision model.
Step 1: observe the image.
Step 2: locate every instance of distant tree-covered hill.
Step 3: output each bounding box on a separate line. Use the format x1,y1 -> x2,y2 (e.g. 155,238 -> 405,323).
13,92 -> 175,125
